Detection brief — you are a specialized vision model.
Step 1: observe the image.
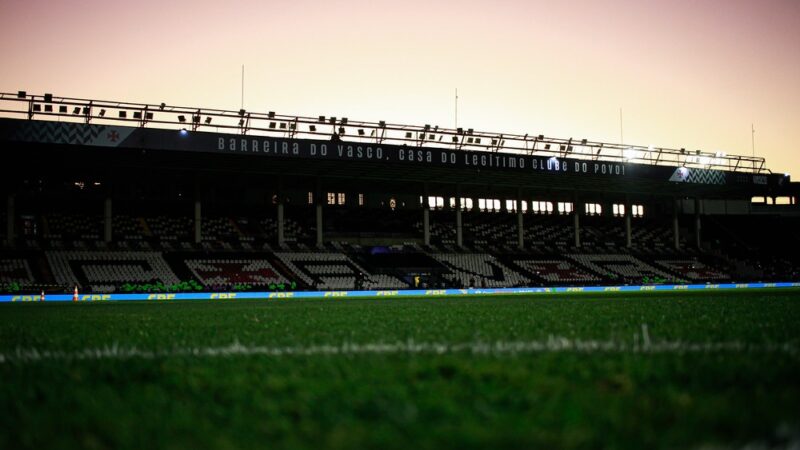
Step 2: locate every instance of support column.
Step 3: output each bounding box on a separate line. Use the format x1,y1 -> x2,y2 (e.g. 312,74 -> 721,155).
455,186 -> 463,248
573,193 -> 581,248
193,200 -> 201,244
277,202 -> 285,247
516,188 -> 524,250
672,198 -> 680,250
103,196 -> 112,243
315,203 -> 323,247
694,197 -> 702,249
314,179 -> 323,247
6,194 -> 14,245
422,184 -> 430,246
423,208 -> 430,247
624,196 -> 632,248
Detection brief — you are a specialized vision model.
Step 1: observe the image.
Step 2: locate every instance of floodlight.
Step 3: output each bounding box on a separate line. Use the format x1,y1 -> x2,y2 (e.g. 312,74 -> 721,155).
268,111 -> 275,118
319,116 -> 325,123
44,93 -> 53,102
358,129 -> 365,136
178,115 -> 186,122
133,112 -> 142,119
99,109 -> 106,117
146,112 -> 153,120
160,103 -> 166,110
309,125 -> 316,132
279,123 -> 287,129
72,107 -> 81,114
17,91 -> 26,98
269,122 -> 276,129
238,109 -> 246,116
338,126 -> 345,135
379,121 -> 386,127
204,117 -> 212,124
179,128 -> 188,136
119,111 -> 127,118
341,118 -> 348,125
405,132 -> 412,138
33,104 -> 41,112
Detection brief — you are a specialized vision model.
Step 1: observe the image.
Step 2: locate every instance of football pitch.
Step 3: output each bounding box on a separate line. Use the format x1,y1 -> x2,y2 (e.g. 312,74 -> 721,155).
1,290 -> 799,449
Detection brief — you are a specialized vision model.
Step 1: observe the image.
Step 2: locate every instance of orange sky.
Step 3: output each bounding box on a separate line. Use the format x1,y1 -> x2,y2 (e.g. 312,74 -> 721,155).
2,0 -> 799,176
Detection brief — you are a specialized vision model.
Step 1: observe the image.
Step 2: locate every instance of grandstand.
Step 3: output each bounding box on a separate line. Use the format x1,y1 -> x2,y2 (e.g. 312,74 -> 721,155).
1,91 -> 798,294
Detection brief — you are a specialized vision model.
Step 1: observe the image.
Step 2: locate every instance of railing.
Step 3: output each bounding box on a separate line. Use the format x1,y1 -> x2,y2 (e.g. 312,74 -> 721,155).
0,91 -> 769,173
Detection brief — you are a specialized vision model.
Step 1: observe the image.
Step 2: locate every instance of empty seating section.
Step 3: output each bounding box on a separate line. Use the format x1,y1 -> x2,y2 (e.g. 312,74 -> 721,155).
525,217 -> 575,249
431,254 -> 529,287
46,251 -> 180,293
146,217 -> 191,241
202,217 -> 241,242
0,258 -> 35,286
653,259 -> 728,281
44,214 -> 100,240
259,218 -> 309,242
114,215 -> 147,240
570,254 -> 679,284
514,259 -> 600,283
2,212 -> 796,293
186,259 -> 287,289
274,252 -> 405,290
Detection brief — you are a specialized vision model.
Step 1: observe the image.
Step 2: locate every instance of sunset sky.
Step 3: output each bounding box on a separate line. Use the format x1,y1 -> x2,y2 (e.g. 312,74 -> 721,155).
2,0 -> 799,176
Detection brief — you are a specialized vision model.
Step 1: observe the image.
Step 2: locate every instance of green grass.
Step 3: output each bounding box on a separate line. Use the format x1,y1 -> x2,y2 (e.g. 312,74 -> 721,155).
1,291 -> 799,449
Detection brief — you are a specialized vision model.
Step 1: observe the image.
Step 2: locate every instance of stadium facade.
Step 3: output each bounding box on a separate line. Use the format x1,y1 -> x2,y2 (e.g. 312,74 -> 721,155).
1,91 -> 798,295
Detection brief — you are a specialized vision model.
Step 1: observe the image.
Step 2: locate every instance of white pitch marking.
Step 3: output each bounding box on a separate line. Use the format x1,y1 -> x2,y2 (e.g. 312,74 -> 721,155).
0,338 -> 798,365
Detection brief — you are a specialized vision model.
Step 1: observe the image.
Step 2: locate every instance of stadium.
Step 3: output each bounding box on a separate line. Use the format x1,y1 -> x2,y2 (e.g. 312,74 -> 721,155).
0,92 -> 798,298
1,89 -> 800,449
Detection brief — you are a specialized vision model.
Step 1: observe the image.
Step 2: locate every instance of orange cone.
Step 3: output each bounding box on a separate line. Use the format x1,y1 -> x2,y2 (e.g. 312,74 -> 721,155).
73,286 -> 79,302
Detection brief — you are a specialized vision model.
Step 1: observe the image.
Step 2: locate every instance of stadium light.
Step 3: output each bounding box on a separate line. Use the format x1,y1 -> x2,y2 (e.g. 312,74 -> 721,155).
159,103 -> 166,110
179,128 -> 188,136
